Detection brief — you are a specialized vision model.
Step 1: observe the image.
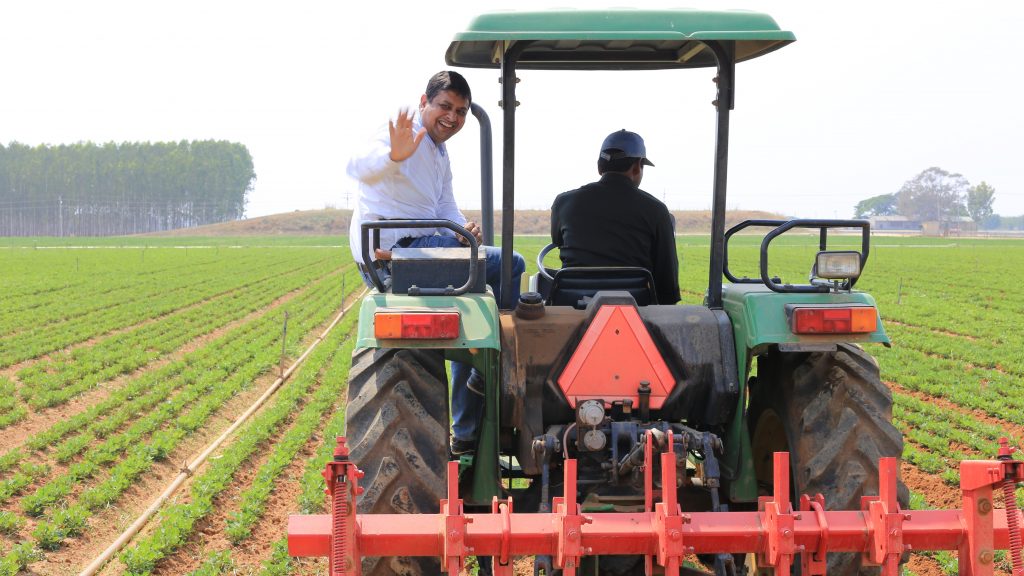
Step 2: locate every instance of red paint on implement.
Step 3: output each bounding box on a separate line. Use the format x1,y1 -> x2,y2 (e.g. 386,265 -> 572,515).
287,439 -> 1024,576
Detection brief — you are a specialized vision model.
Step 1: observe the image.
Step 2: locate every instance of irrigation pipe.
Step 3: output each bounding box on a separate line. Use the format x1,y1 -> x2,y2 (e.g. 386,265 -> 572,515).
79,287 -> 367,576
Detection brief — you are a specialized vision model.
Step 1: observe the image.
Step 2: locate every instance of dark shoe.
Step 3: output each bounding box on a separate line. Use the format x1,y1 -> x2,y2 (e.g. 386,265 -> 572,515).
450,437 -> 477,456
466,371 -> 485,396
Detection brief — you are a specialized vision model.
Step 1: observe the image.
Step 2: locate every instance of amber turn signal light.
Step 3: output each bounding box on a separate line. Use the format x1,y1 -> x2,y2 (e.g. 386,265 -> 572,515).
790,306 -> 877,334
374,310 -> 460,339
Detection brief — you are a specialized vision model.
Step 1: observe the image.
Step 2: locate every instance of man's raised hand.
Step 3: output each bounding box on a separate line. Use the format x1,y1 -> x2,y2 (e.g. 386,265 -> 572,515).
388,108 -> 425,162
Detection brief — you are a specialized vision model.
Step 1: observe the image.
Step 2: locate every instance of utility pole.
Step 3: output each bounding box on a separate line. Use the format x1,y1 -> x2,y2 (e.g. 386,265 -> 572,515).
59,195 -> 63,237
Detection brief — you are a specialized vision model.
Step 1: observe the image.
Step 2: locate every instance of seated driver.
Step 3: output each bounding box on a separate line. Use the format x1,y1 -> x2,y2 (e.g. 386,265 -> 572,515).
550,129 -> 681,305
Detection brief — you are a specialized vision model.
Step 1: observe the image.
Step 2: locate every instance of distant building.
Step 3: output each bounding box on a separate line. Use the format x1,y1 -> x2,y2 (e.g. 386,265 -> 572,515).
922,217 -> 977,236
869,215 -> 922,231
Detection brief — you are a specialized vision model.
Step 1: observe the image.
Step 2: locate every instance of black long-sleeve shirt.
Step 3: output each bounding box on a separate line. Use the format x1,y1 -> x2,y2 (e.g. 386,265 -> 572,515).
550,172 -> 681,305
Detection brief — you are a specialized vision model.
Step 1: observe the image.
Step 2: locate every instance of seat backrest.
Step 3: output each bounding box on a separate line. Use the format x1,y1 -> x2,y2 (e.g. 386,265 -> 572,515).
546,267 -> 657,308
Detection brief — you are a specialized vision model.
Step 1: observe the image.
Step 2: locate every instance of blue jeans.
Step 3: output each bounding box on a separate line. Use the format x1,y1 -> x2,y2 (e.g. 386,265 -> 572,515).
359,234 -> 526,443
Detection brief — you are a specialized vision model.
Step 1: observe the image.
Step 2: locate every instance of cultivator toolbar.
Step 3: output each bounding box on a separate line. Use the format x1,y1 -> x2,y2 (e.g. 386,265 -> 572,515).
289,437 -> 1024,576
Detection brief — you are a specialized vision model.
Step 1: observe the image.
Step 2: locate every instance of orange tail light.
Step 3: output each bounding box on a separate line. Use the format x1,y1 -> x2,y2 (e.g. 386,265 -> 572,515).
374,309 -> 460,340
789,305 -> 877,334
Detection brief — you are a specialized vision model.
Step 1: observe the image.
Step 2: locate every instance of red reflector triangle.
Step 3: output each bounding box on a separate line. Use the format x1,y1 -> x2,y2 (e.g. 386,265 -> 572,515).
558,305 -> 674,409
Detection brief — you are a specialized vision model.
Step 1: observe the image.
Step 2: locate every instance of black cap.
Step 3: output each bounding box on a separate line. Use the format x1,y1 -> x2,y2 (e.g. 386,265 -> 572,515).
599,129 -> 654,167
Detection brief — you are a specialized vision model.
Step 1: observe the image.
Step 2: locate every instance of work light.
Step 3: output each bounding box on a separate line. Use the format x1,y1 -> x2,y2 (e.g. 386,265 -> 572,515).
814,251 -> 862,280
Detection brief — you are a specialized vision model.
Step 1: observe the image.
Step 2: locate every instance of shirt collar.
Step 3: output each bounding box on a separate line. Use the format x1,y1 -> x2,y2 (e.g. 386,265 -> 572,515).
599,172 -> 636,187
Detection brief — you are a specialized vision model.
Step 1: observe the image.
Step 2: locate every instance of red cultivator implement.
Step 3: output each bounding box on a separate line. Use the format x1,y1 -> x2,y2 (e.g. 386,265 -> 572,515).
289,437 -> 1024,576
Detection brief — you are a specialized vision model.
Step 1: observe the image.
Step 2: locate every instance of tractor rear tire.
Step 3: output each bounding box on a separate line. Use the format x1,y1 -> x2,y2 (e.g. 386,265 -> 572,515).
345,347 -> 450,576
749,344 -> 906,576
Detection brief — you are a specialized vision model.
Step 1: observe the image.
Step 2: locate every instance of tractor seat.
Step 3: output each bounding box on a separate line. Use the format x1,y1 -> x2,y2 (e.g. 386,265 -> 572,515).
541,267 -> 657,309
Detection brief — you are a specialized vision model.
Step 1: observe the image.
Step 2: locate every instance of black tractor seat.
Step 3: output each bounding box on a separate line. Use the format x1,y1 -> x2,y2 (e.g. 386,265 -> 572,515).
538,266 -> 657,309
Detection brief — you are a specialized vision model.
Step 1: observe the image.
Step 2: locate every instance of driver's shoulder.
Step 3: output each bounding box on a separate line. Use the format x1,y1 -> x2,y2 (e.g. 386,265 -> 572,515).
635,187 -> 669,209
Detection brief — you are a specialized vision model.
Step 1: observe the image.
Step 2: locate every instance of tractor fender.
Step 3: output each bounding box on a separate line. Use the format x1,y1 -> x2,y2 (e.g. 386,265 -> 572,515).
638,305 -> 739,426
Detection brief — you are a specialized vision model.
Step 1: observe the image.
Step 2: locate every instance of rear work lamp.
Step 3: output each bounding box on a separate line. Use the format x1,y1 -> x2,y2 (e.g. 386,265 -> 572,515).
814,251 -> 862,280
788,305 -> 877,335
374,308 -> 461,340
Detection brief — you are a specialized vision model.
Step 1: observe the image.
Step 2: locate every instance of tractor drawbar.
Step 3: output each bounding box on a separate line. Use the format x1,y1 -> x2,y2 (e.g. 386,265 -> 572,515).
289,437 -> 1024,576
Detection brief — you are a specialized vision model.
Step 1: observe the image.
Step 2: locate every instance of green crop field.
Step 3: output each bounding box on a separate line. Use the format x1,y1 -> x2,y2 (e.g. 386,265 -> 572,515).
1,234 -> 1022,575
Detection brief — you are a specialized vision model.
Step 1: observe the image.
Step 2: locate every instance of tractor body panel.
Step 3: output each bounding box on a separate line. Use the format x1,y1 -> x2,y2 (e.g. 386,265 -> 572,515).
719,282 -> 890,502
355,291 -> 501,351
721,283 -> 889,353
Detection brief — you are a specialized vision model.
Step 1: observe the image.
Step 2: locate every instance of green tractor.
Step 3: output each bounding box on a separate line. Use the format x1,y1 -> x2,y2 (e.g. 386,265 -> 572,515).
345,9 -> 903,576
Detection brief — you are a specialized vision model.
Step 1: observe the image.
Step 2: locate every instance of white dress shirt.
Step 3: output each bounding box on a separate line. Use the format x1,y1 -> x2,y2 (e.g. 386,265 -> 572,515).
347,112 -> 468,264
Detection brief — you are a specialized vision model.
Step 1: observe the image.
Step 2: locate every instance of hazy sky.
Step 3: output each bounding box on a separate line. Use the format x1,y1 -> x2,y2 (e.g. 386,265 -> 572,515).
3,1 -> 1022,220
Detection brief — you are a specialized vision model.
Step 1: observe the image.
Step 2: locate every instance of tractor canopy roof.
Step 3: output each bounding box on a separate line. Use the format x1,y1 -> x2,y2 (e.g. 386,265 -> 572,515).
445,8 -> 795,70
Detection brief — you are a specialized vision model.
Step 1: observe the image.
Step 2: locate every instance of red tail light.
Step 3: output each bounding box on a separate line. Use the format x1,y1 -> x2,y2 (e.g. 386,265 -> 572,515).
789,305 -> 877,334
374,309 -> 460,339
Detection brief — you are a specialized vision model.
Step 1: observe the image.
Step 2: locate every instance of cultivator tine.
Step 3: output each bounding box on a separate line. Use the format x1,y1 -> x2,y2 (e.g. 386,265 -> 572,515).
798,494 -> 828,575
860,457 -> 904,576
491,496 -> 514,576
318,438 -> 363,576
655,431 -> 683,576
555,459 -> 585,575
441,460 -> 468,574
757,452 -> 795,576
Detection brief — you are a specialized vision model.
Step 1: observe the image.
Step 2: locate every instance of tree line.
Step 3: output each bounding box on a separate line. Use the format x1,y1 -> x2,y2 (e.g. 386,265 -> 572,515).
853,167 -> 1009,228
0,140 -> 255,236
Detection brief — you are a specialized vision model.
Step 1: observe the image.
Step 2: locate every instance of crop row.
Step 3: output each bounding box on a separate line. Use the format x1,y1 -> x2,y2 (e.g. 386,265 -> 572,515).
895,392 -> 1024,505
1,245 -> 316,308
884,322 -> 1022,379
188,325 -> 356,576
225,327 -> 356,543
1,246 -> 228,302
24,268 -> 345,455
13,272 -> 348,517
857,245 -> 1022,346
118,316 -> 355,573
1,251 -> 331,369
13,260 -> 349,410
0,463 -> 47,505
244,347 -> 357,576
0,265 -> 359,502
0,271 -> 316,477
228,356 -> 357,576
0,249 -> 336,368
22,350 -> 269,518
0,249 -> 286,333
0,271 -> 358,572
875,343 -> 1024,423
0,379 -> 26,430
241,336 -> 357,576
0,542 -> 39,576
155,306 -> 358,576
